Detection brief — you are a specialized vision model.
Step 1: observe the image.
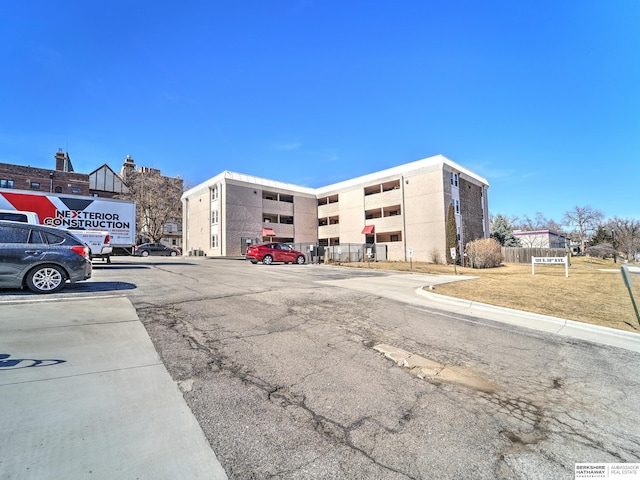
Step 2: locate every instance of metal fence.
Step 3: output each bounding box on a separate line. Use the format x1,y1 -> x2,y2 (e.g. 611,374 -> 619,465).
288,242 -> 388,264
501,247 -> 569,264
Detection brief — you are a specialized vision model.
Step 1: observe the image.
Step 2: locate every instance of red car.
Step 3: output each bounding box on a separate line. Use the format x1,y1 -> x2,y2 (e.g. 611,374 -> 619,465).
245,243 -> 306,265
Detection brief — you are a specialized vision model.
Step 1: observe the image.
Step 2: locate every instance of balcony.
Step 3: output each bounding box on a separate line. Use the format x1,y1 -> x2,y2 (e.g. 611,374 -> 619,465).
263,198 -> 294,215
364,188 -> 402,209
318,224 -> 340,238
318,203 -> 340,218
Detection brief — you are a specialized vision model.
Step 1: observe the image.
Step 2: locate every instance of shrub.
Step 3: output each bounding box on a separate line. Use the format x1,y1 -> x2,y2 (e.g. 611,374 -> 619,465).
465,238 -> 503,268
586,243 -> 616,259
430,248 -> 442,264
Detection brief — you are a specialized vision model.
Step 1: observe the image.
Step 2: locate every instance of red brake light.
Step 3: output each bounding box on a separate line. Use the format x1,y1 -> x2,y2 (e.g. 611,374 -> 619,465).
71,245 -> 89,258
105,234 -> 111,245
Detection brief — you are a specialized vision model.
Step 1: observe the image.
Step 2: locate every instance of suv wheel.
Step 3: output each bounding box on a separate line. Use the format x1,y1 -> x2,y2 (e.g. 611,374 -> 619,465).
26,264 -> 66,294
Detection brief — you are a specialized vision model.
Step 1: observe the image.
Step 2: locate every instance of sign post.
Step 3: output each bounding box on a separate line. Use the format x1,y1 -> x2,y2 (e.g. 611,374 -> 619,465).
532,256 -> 569,277
408,248 -> 413,270
450,247 -> 457,275
621,265 -> 640,325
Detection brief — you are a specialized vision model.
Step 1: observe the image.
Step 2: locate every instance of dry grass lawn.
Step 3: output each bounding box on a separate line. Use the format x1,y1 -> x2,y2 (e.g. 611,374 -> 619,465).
340,257 -> 640,333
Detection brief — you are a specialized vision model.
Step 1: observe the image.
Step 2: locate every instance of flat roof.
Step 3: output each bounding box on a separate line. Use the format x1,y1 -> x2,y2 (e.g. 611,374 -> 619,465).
182,154 -> 489,200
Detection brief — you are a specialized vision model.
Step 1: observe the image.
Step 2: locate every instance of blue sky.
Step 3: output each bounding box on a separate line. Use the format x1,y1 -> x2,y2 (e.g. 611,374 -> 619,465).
1,1 -> 638,223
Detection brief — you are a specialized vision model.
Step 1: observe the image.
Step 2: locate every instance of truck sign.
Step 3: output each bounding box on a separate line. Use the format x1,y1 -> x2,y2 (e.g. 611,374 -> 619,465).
0,190 -> 136,248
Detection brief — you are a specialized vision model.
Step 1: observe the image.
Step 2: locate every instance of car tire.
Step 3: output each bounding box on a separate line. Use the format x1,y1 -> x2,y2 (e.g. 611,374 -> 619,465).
141,250 -> 150,257
262,255 -> 273,265
170,251 -> 177,257
296,255 -> 306,265
26,264 -> 66,294
250,260 -> 258,264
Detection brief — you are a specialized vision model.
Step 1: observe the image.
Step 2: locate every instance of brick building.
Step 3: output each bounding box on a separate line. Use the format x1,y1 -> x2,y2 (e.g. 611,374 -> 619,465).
0,149 -> 90,195
1,150 -> 183,249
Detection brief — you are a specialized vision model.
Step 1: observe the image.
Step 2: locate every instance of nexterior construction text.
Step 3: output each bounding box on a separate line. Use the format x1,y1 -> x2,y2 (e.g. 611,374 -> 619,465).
44,210 -> 131,230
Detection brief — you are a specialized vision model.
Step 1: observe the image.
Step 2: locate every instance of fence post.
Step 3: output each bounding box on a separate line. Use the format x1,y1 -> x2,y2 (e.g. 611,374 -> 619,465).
621,265 -> 640,326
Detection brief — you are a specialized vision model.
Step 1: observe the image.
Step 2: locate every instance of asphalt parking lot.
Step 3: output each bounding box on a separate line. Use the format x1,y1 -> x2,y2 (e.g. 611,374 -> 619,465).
2,256 -> 640,479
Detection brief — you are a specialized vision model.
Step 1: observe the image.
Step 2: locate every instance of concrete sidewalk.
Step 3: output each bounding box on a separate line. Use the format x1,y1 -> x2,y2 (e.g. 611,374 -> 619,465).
319,271 -> 640,354
0,296 -> 227,480
416,288 -> 640,353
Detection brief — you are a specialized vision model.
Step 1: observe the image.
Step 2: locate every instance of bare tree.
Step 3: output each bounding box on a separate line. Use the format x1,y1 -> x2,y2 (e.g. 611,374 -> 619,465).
513,212 -> 564,234
609,217 -> 640,262
563,206 -> 604,253
118,168 -> 184,244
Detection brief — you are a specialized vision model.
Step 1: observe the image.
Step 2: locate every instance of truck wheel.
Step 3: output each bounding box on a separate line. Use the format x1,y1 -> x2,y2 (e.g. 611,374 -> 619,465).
26,264 -> 66,294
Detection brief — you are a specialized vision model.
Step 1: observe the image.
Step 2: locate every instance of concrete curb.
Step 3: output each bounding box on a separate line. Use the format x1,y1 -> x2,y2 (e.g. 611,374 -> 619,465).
416,287 -> 640,353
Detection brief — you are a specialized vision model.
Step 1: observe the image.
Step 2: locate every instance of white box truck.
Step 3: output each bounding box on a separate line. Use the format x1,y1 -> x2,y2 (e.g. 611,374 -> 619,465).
0,190 -> 136,259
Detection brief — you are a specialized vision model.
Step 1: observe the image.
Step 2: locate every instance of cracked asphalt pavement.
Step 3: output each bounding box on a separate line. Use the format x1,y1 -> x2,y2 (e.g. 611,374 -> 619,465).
91,258 -> 640,478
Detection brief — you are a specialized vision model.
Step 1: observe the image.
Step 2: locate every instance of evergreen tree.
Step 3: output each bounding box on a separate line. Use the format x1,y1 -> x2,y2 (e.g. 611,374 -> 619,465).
589,225 -> 612,247
490,214 -> 521,247
445,203 -> 460,264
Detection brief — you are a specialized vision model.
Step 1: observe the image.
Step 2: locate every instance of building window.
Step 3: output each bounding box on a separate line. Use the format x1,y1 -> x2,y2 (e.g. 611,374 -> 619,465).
30,182 -> 40,190
1,179 -> 15,189
54,186 -> 62,193
211,234 -> 218,248
390,234 -> 399,242
71,188 -> 80,194
454,199 -> 460,214
211,210 -> 218,224
211,186 -> 218,201
451,173 -> 459,187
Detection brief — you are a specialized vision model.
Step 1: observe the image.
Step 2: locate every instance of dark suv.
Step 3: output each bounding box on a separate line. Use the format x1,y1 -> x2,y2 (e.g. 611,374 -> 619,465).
0,221 -> 92,294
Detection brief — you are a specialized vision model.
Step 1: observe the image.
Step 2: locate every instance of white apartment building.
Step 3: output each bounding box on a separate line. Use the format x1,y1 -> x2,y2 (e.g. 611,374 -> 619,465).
181,154 -> 490,262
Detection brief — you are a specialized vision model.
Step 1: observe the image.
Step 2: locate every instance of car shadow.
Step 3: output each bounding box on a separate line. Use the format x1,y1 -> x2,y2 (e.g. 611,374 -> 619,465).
69,281 -> 137,293
91,264 -> 150,270
0,281 -> 136,297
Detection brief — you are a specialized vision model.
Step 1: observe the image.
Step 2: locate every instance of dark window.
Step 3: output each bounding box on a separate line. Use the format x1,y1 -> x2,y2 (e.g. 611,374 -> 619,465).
30,182 -> 40,190
0,212 -> 28,222
0,226 -> 30,243
43,231 -> 65,245
55,186 -> 62,193
28,230 -> 45,244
